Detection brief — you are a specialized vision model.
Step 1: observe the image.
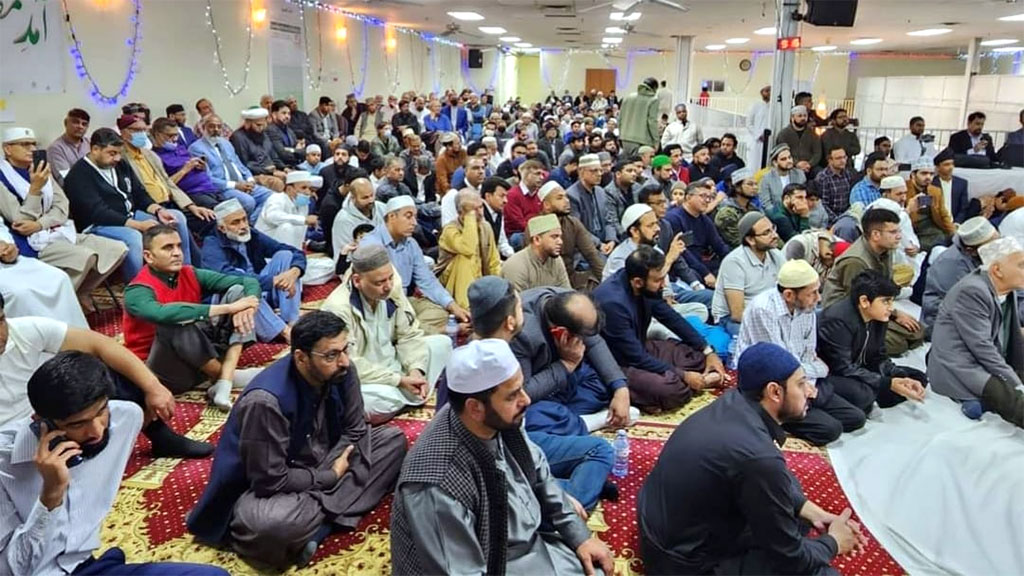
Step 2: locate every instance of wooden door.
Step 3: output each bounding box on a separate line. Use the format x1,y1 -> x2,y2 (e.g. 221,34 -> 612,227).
585,69 -> 616,95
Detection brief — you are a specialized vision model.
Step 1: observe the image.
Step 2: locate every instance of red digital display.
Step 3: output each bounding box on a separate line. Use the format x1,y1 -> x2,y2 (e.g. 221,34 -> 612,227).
777,36 -> 803,51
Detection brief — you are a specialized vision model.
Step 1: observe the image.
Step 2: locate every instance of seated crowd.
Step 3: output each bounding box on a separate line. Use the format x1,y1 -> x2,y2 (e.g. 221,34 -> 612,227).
1,81 -> 1022,574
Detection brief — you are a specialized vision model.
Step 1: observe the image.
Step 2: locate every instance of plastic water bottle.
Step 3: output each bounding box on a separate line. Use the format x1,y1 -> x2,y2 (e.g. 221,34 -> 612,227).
727,336 -> 739,370
612,429 -> 630,478
445,314 -> 459,348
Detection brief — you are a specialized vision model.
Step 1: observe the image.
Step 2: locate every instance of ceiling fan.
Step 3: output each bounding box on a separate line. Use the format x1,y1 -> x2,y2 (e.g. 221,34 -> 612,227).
614,22 -> 659,38
438,22 -> 482,39
578,0 -> 689,15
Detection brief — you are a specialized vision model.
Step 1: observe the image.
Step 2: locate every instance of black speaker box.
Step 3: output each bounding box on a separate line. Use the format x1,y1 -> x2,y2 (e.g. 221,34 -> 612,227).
805,0 -> 858,27
468,48 -> 484,69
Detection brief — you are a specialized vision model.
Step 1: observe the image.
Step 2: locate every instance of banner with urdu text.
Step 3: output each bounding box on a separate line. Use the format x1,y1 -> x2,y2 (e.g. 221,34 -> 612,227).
0,0 -> 66,95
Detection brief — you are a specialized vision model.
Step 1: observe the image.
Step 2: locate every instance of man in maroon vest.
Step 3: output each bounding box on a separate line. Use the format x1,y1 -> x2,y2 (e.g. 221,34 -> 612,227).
123,224 -> 263,411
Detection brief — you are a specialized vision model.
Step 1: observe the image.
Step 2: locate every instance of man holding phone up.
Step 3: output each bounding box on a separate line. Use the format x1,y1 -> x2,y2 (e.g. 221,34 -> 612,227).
0,352 -> 228,575
906,157 -> 955,252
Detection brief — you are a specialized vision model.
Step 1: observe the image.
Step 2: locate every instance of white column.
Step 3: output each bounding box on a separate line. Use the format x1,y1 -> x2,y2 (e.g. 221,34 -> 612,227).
671,35 -> 694,106
768,0 -> 802,151
958,37 -> 981,127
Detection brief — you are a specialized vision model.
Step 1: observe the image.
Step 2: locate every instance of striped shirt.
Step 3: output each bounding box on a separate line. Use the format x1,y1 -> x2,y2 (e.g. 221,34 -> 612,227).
0,401 -> 143,575
736,289 -> 829,380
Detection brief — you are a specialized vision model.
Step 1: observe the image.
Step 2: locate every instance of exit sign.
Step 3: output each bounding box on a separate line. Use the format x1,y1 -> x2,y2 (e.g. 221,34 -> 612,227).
777,36 -> 802,50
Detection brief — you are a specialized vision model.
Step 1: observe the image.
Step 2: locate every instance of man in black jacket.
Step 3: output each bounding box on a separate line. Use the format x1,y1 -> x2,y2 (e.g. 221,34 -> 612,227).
638,341 -> 864,575
64,128 -> 191,282
266,100 -> 306,168
817,270 -> 927,413
949,111 -> 999,164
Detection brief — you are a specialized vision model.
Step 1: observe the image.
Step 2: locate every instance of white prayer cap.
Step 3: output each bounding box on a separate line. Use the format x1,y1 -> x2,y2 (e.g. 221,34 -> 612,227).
1,127 -> 35,144
621,204 -> 653,231
880,175 -> 906,190
305,144 -> 322,155
446,338 -> 521,394
868,197 -> 902,216
911,156 -> 934,172
538,181 -> 563,202
241,107 -> 269,120
213,198 -> 246,220
309,175 -> 324,189
286,171 -> 314,185
401,127 -> 415,137
578,154 -> 601,170
481,136 -> 497,146
730,167 -> 754,185
957,216 -> 996,247
385,195 -> 416,214
791,105 -> 808,115
979,236 -> 1023,268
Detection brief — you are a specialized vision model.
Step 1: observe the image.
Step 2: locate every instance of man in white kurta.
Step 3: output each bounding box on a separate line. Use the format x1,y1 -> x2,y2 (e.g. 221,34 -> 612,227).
0,219 -> 86,327
320,244 -> 452,423
255,171 -> 333,284
746,86 -> 772,170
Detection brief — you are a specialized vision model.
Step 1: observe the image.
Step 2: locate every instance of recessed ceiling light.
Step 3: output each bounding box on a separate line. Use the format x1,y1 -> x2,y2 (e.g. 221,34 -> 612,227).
447,11 -> 484,21
705,44 -> 726,50
605,26 -> 627,34
754,27 -> 776,35
602,37 -> 624,44
499,36 -> 521,42
610,11 -> 642,21
998,13 -> 1024,22
513,42 -> 533,48
907,28 -> 953,37
725,37 -> 750,44
980,38 -> 1019,46
992,45 -> 1024,52
478,26 -> 507,34
850,38 -> 883,45
811,45 -> 837,52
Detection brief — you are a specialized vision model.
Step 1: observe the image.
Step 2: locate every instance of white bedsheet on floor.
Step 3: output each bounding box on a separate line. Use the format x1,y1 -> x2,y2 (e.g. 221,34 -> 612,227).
829,395 -> 1024,576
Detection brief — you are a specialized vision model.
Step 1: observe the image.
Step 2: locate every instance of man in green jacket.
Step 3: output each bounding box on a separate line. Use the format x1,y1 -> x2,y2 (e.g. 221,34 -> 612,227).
619,77 -> 661,156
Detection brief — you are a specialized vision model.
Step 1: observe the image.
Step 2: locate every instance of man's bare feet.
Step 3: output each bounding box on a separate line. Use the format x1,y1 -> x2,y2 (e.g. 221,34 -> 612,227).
280,325 -> 292,344
683,371 -> 706,392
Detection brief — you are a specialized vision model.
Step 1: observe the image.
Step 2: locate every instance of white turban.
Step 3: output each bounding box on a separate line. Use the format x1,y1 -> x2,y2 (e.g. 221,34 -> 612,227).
446,339 -> 521,394
241,107 -> 268,120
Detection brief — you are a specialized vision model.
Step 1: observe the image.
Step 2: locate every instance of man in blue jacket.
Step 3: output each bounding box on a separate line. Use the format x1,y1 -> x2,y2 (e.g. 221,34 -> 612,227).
188,113 -> 273,223
201,198 -> 306,343
594,245 -> 726,412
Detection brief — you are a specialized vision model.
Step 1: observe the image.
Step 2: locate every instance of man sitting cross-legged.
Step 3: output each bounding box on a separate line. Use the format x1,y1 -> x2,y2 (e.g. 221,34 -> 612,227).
321,244 -> 453,423
0,352 -> 229,576
124,225 -> 262,411
188,312 -> 407,569
390,338 -> 615,575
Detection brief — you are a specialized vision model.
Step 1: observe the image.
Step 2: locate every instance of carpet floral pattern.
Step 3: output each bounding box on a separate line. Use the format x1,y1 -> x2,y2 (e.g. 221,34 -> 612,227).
90,281 -> 905,575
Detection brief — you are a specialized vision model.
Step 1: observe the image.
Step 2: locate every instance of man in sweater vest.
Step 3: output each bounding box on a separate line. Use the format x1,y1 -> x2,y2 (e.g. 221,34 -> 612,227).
390,338 -> 613,575
123,224 -> 263,411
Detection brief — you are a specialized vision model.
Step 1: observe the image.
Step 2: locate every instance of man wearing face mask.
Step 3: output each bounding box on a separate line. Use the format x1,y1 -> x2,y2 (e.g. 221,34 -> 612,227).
370,121 -> 401,158
255,170 -> 322,252
188,114 -> 274,223
189,312 -> 407,568
0,352 -> 231,575
202,198 -> 306,344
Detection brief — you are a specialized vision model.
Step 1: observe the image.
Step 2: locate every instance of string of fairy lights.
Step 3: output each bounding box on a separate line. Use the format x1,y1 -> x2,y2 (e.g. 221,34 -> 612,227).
204,0 -> 254,96
61,0 -> 142,105
296,3 -> 325,91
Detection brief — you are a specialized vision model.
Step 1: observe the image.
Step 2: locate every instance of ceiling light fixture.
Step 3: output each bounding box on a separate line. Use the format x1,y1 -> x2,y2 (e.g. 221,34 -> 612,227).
992,45 -> 1024,52
610,11 -> 642,21
998,13 -> 1024,22
478,26 -> 507,34
811,45 -> 837,52
605,26 -> 627,34
602,37 -> 624,44
850,38 -> 883,45
980,38 -> 1019,46
499,36 -> 521,42
513,42 -> 533,48
447,11 -> 484,21
725,37 -> 750,44
754,27 -> 776,35
907,28 -> 953,36
705,44 -> 726,50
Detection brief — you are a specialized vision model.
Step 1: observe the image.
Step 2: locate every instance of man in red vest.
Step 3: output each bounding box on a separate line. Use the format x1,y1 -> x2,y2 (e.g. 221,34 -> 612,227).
123,224 -> 263,411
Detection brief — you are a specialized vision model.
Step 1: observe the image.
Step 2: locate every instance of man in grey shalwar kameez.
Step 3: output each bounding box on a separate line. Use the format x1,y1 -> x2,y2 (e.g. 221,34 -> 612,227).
187,311 -> 407,568
390,338 -> 615,575
930,237 -> 1024,427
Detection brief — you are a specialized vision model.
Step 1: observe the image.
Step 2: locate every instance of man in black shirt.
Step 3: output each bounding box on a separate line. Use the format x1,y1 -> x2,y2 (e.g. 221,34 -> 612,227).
638,342 -> 864,575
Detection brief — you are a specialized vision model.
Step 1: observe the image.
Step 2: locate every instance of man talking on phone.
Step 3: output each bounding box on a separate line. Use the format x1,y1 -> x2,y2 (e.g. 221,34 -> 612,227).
0,351 -> 228,575
188,311 -> 407,568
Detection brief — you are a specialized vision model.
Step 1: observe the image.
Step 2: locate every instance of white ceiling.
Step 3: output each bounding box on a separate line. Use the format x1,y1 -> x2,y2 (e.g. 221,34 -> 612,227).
332,0 -> 1024,53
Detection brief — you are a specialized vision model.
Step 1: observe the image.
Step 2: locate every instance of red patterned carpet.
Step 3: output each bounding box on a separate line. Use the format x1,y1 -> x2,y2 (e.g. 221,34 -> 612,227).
92,280 -> 905,575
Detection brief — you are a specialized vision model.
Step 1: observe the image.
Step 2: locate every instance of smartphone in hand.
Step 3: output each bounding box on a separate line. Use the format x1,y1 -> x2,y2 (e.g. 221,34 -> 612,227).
30,418 -> 84,468
31,149 -> 47,170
